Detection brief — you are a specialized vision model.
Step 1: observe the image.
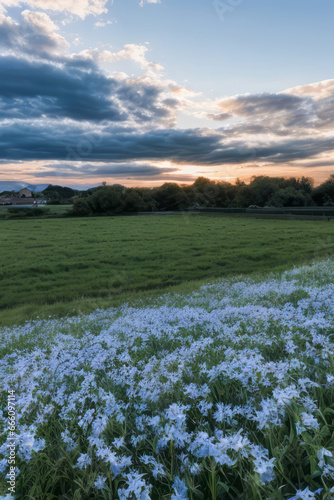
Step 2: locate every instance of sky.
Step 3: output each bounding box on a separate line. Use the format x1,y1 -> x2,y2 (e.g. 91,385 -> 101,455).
0,0 -> 334,189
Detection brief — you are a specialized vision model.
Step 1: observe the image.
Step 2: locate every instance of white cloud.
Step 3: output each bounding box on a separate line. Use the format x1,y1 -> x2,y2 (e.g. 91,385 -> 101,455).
284,79 -> 334,101
103,44 -> 150,65
22,10 -> 69,52
0,10 -> 70,55
94,19 -> 112,27
139,0 -> 161,6
78,43 -> 164,73
0,0 -> 109,19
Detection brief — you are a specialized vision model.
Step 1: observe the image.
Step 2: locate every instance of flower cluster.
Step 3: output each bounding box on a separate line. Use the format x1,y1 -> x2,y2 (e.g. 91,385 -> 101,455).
0,259 -> 334,498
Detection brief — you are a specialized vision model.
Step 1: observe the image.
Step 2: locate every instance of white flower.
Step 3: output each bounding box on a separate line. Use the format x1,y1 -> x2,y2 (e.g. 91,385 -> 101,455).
253,457 -> 276,483
285,340 -> 298,354
61,429 -> 77,451
0,458 -> 7,474
197,400 -> 213,416
166,403 -> 189,426
214,403 -> 237,424
74,453 -> 91,470
113,437 -> 125,449
17,433 -> 46,461
288,487 -> 323,500
322,464 -> 334,480
94,475 -> 107,490
317,448 -> 333,469
295,422 -> 306,435
301,413 -> 319,430
78,409 -> 95,430
171,476 -> 188,500
118,471 -> 151,499
91,415 -> 108,437
189,462 -> 201,475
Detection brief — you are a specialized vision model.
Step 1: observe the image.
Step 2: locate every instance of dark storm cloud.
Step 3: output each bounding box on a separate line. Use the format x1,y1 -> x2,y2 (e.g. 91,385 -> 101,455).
115,82 -> 172,123
313,93 -> 334,129
0,55 -> 176,124
0,56 -> 124,121
207,91 -> 322,138
207,112 -> 232,121
91,164 -> 177,176
205,138 -> 334,164
207,90 -> 329,140
35,163 -> 178,178
0,122 -> 221,162
0,12 -> 176,125
0,16 -> 15,47
219,93 -> 305,118
0,121 -> 333,166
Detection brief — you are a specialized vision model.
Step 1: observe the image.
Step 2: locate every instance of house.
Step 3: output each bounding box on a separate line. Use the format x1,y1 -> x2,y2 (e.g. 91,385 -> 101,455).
18,188 -> 33,198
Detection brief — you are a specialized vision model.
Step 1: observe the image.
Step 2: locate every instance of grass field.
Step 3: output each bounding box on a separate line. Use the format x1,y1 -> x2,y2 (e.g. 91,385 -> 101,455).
0,215 -> 333,326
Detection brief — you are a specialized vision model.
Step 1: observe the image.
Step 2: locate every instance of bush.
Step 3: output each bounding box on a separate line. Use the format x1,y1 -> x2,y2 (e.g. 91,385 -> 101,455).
267,187 -> 314,207
154,182 -> 190,211
312,175 -> 334,206
71,199 -> 92,216
6,207 -> 50,218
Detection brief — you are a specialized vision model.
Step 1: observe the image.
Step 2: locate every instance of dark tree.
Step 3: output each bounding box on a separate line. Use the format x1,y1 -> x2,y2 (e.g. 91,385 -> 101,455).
154,183 -> 190,211
312,175 -> 334,206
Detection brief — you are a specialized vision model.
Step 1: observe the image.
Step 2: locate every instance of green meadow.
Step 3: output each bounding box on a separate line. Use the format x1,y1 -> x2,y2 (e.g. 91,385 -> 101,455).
0,214 -> 333,326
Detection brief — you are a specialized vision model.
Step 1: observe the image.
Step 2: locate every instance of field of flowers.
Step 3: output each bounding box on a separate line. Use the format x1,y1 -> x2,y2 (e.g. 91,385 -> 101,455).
1,258 -> 334,499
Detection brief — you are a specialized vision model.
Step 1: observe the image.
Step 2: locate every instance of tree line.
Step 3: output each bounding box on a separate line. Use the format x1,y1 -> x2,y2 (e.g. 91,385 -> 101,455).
66,174 -> 334,215
2,175 -> 334,214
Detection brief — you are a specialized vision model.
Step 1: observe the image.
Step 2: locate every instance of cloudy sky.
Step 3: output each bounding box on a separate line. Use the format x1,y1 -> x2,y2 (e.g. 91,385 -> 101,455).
0,0 -> 334,188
